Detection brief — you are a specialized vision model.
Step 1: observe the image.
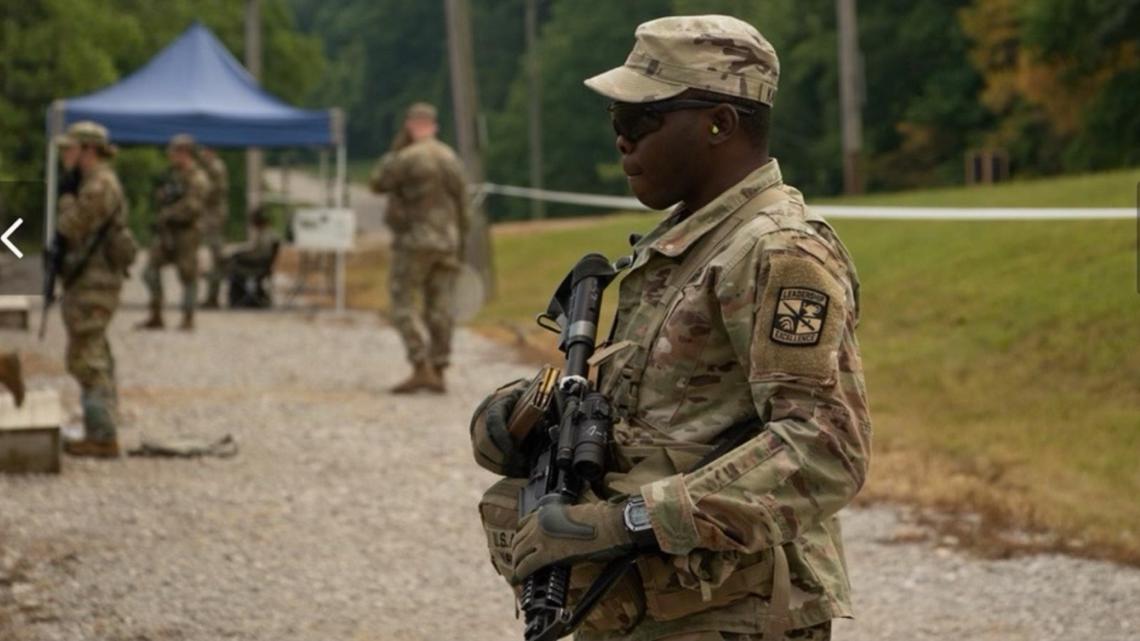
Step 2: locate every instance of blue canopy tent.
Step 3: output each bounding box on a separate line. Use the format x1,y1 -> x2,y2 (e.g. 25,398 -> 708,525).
44,21 -> 346,240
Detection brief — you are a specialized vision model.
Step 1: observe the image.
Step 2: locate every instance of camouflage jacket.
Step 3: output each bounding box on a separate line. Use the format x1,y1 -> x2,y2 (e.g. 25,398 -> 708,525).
57,162 -> 128,298
369,137 -> 468,254
158,163 -> 209,230
200,155 -> 229,232
580,160 -> 870,638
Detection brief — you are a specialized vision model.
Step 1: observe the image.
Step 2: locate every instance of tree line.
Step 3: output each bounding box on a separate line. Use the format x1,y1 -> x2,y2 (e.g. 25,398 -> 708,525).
293,0 -> 1140,219
2,1 -> 1137,229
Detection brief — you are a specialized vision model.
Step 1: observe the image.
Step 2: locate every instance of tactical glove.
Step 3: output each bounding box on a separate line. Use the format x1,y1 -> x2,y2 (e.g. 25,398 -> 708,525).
58,168 -> 81,197
510,496 -> 634,584
470,379 -> 529,477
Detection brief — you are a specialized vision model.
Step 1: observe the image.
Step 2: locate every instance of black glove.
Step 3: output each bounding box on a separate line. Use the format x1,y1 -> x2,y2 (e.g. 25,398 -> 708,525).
58,168 -> 81,197
469,380 -> 529,477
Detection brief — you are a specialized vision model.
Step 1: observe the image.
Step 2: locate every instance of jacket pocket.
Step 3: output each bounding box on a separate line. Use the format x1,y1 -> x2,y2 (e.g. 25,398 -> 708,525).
477,477 -> 527,581
636,550 -> 773,622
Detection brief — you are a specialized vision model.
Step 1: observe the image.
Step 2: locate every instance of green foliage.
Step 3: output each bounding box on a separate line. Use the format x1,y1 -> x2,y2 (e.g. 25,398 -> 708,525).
289,1 -> 1137,216
0,0 -> 324,238
484,0 -> 671,220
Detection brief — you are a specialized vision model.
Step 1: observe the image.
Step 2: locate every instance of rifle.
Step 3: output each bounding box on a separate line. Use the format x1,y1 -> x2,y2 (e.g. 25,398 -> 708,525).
516,253 -> 622,641
38,220 -> 116,341
38,233 -> 66,340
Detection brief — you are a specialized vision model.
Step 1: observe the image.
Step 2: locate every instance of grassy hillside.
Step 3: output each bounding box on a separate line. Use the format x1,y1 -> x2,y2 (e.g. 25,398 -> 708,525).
349,168 -> 1140,561
817,166 -> 1140,208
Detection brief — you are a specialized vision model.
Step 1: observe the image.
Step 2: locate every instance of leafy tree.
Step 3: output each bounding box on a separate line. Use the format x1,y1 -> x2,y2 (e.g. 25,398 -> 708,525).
0,0 -> 324,237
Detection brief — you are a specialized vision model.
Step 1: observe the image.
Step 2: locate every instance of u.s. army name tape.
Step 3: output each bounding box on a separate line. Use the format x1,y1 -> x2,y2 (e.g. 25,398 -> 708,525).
476,183 -> 1133,220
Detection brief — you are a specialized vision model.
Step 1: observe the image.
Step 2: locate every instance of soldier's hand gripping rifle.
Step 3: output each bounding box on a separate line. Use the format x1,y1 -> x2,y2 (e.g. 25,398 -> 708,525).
515,253 -> 637,641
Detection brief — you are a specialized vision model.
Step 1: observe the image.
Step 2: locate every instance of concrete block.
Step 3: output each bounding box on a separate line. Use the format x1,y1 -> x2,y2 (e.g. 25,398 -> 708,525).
0,390 -> 62,474
0,296 -> 31,330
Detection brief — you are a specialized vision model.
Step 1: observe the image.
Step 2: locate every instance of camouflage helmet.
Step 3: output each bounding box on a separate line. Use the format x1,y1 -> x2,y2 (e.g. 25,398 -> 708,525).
65,121 -> 114,155
167,133 -> 197,151
405,102 -> 438,121
53,133 -> 77,148
584,15 -> 779,106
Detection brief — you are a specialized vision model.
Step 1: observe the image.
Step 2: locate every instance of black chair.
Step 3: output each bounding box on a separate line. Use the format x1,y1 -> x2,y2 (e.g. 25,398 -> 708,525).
227,240 -> 281,309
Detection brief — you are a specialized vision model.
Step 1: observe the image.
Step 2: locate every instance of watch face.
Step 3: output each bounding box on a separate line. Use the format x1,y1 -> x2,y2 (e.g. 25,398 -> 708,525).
625,499 -> 652,531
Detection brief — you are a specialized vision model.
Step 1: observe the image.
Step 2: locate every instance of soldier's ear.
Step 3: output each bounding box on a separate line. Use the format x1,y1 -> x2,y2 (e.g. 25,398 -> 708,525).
708,105 -> 738,145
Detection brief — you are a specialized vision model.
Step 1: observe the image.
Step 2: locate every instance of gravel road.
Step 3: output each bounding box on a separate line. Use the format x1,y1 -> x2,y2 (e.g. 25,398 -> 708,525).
2,302 -> 1138,641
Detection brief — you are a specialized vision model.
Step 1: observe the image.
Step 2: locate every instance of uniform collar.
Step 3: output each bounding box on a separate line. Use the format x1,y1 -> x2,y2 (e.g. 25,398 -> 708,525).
646,159 -> 783,258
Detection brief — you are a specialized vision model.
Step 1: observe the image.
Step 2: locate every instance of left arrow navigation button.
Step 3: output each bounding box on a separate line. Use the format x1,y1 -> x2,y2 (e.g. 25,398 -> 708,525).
2,218 -> 24,258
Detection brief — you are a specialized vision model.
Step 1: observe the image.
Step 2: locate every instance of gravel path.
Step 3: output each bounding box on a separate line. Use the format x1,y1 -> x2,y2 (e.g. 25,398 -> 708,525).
2,304 -> 1138,641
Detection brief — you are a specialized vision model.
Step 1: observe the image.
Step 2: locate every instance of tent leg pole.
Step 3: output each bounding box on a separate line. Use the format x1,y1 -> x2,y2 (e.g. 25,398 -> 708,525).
45,138 -> 58,245
335,250 -> 345,314
319,150 -> 330,207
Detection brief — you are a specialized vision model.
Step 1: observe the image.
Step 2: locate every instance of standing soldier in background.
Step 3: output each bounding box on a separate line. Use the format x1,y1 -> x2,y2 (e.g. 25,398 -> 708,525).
369,102 -> 469,394
139,133 -> 209,331
55,121 -> 136,458
198,146 -> 229,309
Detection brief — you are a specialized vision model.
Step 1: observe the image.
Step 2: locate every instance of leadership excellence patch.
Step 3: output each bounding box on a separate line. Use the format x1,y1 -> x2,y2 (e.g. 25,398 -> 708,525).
770,287 -> 830,346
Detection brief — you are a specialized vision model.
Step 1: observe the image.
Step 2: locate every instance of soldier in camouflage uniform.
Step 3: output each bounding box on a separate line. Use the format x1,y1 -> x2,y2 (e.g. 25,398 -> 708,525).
139,133 -> 209,331
369,102 -> 469,394
56,122 -> 135,458
471,16 -> 869,641
198,146 -> 229,309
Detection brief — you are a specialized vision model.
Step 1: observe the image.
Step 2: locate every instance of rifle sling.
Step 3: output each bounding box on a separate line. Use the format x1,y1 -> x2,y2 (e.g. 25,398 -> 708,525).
61,216 -> 117,288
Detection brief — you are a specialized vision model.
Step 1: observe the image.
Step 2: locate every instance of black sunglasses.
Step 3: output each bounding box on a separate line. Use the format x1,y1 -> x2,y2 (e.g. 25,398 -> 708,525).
608,99 -> 756,142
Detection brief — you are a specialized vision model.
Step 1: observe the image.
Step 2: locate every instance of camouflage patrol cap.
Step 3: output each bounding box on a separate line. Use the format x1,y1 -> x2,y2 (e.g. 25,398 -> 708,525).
65,121 -> 116,156
584,15 -> 779,106
168,133 -> 196,151
66,121 -> 110,147
406,102 -> 438,121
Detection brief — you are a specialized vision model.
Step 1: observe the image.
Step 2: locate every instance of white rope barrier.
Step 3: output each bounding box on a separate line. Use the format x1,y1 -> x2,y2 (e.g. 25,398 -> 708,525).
478,182 -> 1134,220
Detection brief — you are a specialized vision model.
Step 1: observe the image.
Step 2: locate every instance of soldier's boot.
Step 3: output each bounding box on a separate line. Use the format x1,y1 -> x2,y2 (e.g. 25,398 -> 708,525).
427,363 -> 448,394
136,301 -> 165,330
0,352 -> 26,407
64,389 -> 120,459
179,309 -> 195,331
202,278 -> 221,309
390,362 -> 443,394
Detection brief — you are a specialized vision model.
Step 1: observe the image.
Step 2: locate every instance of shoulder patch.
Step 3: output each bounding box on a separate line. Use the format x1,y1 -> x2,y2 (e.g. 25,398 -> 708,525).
751,253 -> 847,384
771,286 -> 829,346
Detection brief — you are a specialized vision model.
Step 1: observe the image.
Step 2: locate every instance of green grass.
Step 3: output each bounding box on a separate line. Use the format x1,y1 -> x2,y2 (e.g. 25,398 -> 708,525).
817,166 -> 1140,208
469,168 -> 1140,561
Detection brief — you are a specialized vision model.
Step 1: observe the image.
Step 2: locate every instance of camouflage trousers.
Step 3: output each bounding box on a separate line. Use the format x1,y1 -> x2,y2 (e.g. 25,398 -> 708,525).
388,249 -> 459,368
144,227 -> 200,313
202,226 -> 225,304
650,622 -> 831,641
61,289 -> 120,442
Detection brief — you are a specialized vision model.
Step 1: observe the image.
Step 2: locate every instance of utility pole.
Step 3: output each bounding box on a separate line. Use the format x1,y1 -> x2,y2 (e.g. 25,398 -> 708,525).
445,0 -> 496,297
525,0 -> 545,219
245,0 -> 264,222
836,0 -> 864,194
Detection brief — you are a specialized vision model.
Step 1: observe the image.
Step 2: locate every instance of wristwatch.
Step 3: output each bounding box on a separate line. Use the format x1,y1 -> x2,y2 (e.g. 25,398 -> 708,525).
622,496 -> 658,549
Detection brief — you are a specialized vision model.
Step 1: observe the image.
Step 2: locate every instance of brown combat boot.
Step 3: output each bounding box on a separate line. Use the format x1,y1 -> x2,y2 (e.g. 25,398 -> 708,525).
136,302 -> 164,330
179,310 -> 194,331
390,362 -> 444,394
427,364 -> 447,394
63,439 -> 121,459
0,352 -> 25,407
